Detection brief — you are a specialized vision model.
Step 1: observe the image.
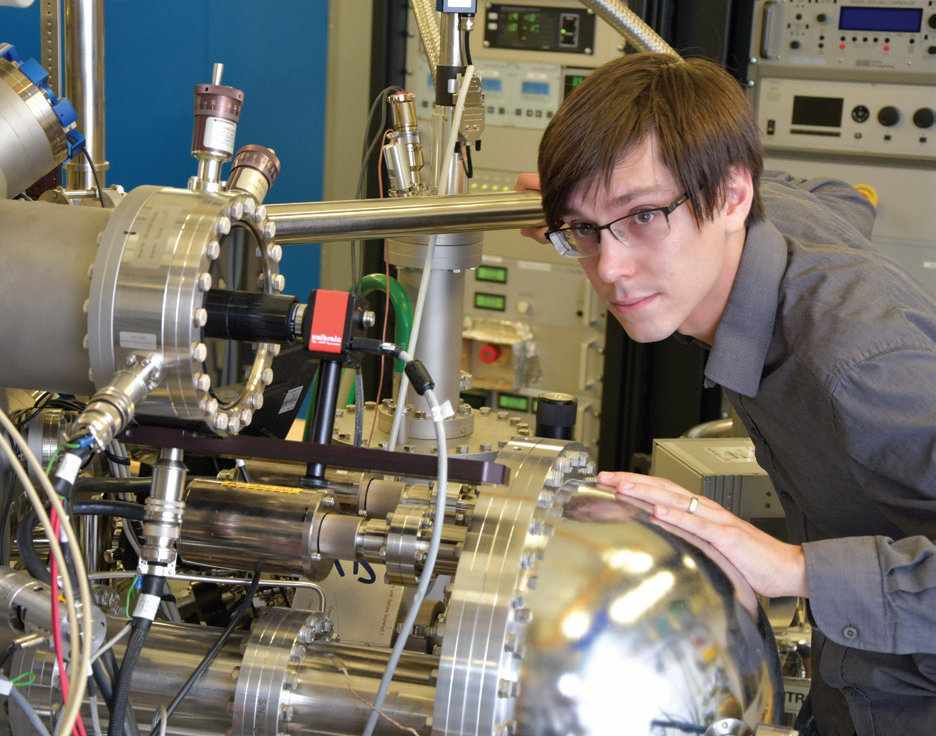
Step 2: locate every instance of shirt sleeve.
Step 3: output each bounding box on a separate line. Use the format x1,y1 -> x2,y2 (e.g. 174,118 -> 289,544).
805,346 -> 936,654
805,535 -> 936,654
762,170 -> 876,241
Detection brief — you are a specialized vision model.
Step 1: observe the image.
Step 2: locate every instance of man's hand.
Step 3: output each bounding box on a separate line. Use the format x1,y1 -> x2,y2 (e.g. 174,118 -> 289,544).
599,471 -> 809,599
515,173 -> 550,244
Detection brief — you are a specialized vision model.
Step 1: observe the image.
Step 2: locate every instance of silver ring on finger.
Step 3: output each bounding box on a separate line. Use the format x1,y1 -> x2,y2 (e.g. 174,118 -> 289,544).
687,496 -> 699,515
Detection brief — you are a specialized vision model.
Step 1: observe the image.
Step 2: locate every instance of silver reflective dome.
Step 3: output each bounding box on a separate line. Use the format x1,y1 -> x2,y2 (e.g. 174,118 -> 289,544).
518,482 -> 783,736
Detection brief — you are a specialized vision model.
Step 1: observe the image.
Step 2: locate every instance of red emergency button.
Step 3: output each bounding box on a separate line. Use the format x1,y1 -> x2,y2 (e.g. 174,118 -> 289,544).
479,344 -> 502,364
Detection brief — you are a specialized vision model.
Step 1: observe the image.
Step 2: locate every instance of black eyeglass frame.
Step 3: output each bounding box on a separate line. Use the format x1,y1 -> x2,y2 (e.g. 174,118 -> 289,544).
545,192 -> 690,258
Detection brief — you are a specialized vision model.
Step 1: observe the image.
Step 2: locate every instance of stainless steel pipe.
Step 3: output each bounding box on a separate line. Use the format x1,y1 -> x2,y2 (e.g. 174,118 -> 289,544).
13,616 -> 437,736
579,0 -> 680,56
63,0 -> 107,189
267,191 -> 543,244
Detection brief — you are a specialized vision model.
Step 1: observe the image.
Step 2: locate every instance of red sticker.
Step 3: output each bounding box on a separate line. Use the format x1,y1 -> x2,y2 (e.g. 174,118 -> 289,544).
308,291 -> 349,354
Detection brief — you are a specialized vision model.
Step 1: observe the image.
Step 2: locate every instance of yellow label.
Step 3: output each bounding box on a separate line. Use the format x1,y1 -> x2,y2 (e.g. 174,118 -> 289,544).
218,481 -> 301,495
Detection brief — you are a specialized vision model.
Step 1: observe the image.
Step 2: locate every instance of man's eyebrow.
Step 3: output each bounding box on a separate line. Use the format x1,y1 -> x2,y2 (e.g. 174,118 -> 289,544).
608,185 -> 663,207
562,185 -> 665,220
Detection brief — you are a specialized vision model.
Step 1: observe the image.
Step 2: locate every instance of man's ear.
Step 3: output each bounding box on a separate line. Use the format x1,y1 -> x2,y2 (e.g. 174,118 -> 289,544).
724,166 -> 754,235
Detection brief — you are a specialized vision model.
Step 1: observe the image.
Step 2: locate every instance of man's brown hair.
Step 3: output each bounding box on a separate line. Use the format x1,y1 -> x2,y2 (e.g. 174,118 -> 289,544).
538,53 -> 765,231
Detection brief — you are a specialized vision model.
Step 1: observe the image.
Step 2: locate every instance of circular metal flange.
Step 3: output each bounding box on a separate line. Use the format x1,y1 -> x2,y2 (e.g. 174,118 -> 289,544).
87,185 -> 280,435
232,607 -> 334,736
385,504 -> 432,585
0,55 -> 69,197
387,231 -> 483,271
433,437 -> 594,736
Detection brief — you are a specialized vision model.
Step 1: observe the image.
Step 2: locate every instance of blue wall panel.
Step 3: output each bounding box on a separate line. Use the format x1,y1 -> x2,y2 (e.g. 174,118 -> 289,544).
0,0 -> 328,298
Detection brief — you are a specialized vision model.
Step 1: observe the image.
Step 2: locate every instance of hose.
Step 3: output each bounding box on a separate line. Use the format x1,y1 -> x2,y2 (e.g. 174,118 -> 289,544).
17,500 -> 146,585
359,274 -> 413,374
107,574 -> 161,736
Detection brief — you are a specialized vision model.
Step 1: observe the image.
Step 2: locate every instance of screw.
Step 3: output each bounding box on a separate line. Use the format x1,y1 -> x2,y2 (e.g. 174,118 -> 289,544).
227,201 -> 244,221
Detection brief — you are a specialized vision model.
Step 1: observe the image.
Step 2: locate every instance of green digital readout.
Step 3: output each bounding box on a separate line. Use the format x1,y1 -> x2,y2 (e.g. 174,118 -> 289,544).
498,393 -> 530,412
475,292 -> 506,311
477,266 -> 508,283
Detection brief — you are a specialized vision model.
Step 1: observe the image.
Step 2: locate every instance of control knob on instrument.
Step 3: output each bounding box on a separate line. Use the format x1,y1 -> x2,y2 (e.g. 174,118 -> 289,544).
877,106 -> 900,127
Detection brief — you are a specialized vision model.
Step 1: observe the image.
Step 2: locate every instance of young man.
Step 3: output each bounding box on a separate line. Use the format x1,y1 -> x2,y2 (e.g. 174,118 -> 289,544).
520,53 -> 936,736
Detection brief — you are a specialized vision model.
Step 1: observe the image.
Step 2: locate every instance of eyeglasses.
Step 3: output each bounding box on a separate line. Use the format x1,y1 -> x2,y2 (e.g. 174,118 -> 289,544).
545,193 -> 690,258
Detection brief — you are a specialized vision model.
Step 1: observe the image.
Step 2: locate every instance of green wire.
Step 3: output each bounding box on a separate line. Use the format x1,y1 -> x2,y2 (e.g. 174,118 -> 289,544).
44,441 -> 79,478
125,574 -> 140,620
12,672 -> 35,686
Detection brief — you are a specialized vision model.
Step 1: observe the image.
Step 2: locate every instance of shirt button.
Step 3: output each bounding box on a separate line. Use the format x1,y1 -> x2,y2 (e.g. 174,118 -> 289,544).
844,687 -> 858,697
843,626 -> 859,640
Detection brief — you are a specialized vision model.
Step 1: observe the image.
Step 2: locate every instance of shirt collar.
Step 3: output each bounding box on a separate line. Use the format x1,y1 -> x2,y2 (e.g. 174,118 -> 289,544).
699,219 -> 787,397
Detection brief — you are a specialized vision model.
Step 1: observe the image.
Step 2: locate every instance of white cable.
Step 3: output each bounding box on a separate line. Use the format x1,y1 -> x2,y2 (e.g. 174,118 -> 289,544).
364,372 -> 448,736
0,412 -> 94,736
89,692 -> 104,736
89,622 -> 131,664
0,430 -> 80,706
152,705 -> 167,736
388,65 -> 475,450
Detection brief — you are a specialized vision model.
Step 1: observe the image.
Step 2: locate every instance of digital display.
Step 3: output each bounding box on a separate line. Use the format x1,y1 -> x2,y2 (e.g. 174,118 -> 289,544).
475,292 -> 506,311
792,96 -> 844,128
839,7 -> 922,32
563,69 -> 593,100
498,393 -> 530,412
477,266 -> 508,283
501,9 -> 544,46
482,78 -> 503,93
485,5 -> 596,53
522,81 -> 550,97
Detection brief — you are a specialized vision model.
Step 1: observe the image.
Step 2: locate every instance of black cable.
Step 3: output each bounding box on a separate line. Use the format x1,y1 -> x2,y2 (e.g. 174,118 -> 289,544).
463,15 -> 473,66
108,574 -> 162,736
93,651 -> 141,736
152,560 -> 265,735
0,468 -> 16,567
74,477 -> 152,496
460,141 -> 474,179
0,641 -> 17,670
352,84 -> 403,295
104,450 -> 132,467
80,146 -> 106,208
17,500 -> 147,585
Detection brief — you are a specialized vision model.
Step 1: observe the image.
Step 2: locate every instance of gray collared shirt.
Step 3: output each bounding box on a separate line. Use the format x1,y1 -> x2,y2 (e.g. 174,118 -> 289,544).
698,173 -> 936,736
